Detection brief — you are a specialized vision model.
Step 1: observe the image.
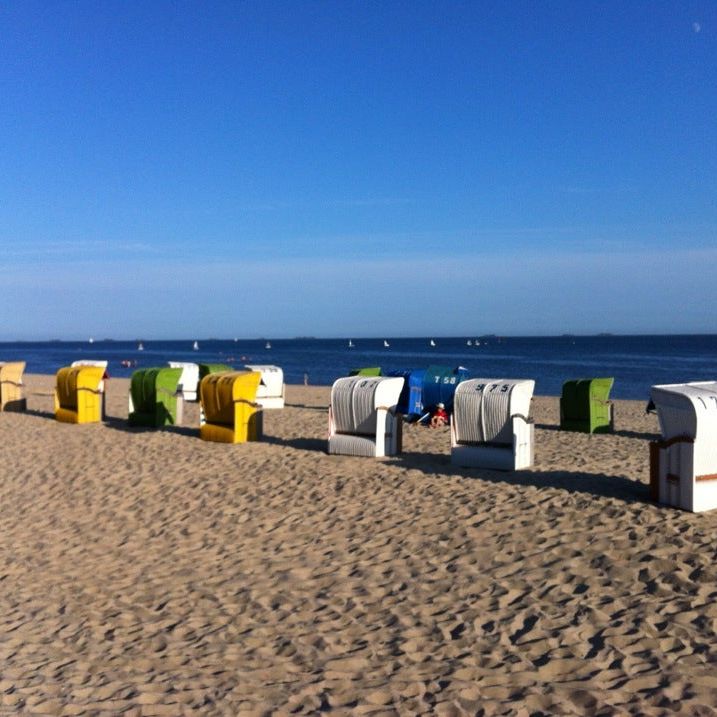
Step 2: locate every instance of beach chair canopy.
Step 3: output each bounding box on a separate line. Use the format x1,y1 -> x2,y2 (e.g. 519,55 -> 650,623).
560,377 -> 614,433
651,382 -> 717,441
451,378 -> 535,470
328,376 -> 404,457
199,370 -> 262,443
387,369 -> 426,417
55,365 -> 105,424
244,364 -> 285,409
422,365 -> 471,413
649,381 -> 717,512
168,361 -> 200,401
0,361 -> 27,412
128,367 -> 183,427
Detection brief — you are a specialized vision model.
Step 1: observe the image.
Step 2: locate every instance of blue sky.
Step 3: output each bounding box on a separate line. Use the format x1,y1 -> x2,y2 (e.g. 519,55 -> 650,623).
1,1 -> 715,339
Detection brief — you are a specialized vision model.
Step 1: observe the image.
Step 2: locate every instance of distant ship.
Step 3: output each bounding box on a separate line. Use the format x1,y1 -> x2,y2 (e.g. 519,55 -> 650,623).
383,340 -> 390,348
429,339 -> 436,347
88,337 -> 94,344
348,340 -> 354,348
265,341 -> 271,349
137,342 -> 144,351
193,341 -> 199,351
466,340 -> 472,346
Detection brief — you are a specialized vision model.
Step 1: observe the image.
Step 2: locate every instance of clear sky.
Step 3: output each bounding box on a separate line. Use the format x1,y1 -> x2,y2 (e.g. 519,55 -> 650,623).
1,1 -> 715,340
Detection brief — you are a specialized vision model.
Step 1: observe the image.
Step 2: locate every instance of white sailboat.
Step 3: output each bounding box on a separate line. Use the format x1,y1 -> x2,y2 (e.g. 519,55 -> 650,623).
348,340 -> 354,348
193,341 -> 199,351
430,339 -> 436,347
383,340 -> 390,348
137,342 -> 144,351
88,337 -> 94,344
265,341 -> 271,349
466,339 -> 472,346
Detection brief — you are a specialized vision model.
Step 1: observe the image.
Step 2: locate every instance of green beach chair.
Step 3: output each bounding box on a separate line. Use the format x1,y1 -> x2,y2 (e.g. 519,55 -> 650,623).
128,367 -> 183,427
198,363 -> 233,382
348,367 -> 382,376
560,378 -> 615,434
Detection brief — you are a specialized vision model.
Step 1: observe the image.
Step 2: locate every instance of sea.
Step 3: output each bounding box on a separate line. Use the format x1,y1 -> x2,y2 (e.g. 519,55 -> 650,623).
1,334 -> 715,400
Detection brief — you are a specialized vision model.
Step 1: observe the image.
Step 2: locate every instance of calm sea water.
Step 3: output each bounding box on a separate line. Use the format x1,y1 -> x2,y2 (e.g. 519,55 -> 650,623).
1,335 -> 715,400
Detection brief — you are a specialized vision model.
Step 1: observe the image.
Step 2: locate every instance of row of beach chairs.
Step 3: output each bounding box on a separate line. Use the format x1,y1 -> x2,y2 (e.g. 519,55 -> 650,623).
2,361 -> 716,513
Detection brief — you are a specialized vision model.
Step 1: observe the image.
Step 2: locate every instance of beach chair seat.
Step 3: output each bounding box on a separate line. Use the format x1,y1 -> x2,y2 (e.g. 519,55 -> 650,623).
168,361 -> 200,401
451,379 -> 535,470
128,367 -> 183,427
649,381 -> 717,512
560,378 -> 614,433
328,376 -> 404,458
199,371 -> 263,443
0,361 -> 27,412
244,364 -> 285,409
54,365 -> 105,424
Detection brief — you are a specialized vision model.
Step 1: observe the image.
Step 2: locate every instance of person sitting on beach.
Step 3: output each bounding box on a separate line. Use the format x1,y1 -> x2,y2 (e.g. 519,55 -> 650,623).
430,403 -> 449,428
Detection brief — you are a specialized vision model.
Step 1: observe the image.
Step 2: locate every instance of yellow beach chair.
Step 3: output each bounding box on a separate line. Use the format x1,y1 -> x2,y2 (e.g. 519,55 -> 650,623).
54,365 -> 105,424
199,371 -> 263,443
0,361 -> 27,412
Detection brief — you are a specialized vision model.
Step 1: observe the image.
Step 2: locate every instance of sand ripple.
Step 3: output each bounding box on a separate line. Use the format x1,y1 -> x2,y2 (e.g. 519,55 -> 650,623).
0,376 -> 716,714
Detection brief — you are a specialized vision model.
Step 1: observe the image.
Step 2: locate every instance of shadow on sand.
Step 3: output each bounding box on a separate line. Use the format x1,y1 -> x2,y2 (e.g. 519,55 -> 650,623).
266,436 -> 649,505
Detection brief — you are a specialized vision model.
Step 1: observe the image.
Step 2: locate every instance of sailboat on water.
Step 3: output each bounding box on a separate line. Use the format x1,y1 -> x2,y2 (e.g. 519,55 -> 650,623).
383,340 -> 390,348
466,339 -> 472,346
137,342 -> 144,351
429,339 -> 436,347
265,341 -> 272,349
193,341 -> 199,351
348,340 -> 354,348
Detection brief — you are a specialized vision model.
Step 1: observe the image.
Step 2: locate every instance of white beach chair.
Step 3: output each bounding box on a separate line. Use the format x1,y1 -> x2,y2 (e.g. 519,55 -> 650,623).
451,379 -> 535,470
244,364 -> 285,409
168,361 -> 200,402
71,360 -> 109,419
649,381 -> 717,512
328,376 -> 404,458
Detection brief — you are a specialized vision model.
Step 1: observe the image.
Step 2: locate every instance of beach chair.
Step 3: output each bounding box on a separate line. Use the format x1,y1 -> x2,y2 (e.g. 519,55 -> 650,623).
199,371 -> 263,443
0,361 -> 27,412
451,379 -> 535,470
244,364 -> 285,409
198,363 -> 233,383
168,361 -> 200,401
128,367 -> 184,427
54,365 -> 105,424
348,367 -> 382,377
328,376 -> 404,457
560,378 -> 614,433
71,360 -> 109,418
649,381 -> 717,512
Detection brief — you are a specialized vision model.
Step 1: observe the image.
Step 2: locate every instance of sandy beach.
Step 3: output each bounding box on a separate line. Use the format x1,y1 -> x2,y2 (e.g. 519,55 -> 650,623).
1,374 -> 716,716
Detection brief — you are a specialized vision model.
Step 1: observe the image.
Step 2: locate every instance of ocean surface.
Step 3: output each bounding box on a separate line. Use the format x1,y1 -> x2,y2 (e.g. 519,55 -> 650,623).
1,335 -> 715,400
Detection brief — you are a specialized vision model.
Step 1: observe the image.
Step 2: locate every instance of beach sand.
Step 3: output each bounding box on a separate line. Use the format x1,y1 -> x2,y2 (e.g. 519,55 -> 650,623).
1,375 -> 716,716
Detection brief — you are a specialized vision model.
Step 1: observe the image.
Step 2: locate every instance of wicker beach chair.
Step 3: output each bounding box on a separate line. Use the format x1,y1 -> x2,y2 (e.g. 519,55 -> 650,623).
451,379 -> 535,470
649,381 -> 717,512
560,378 -> 614,433
0,361 -> 27,412
244,364 -> 285,409
168,361 -> 200,402
199,371 -> 263,443
128,367 -> 184,427
327,376 -> 404,458
54,365 -> 105,424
